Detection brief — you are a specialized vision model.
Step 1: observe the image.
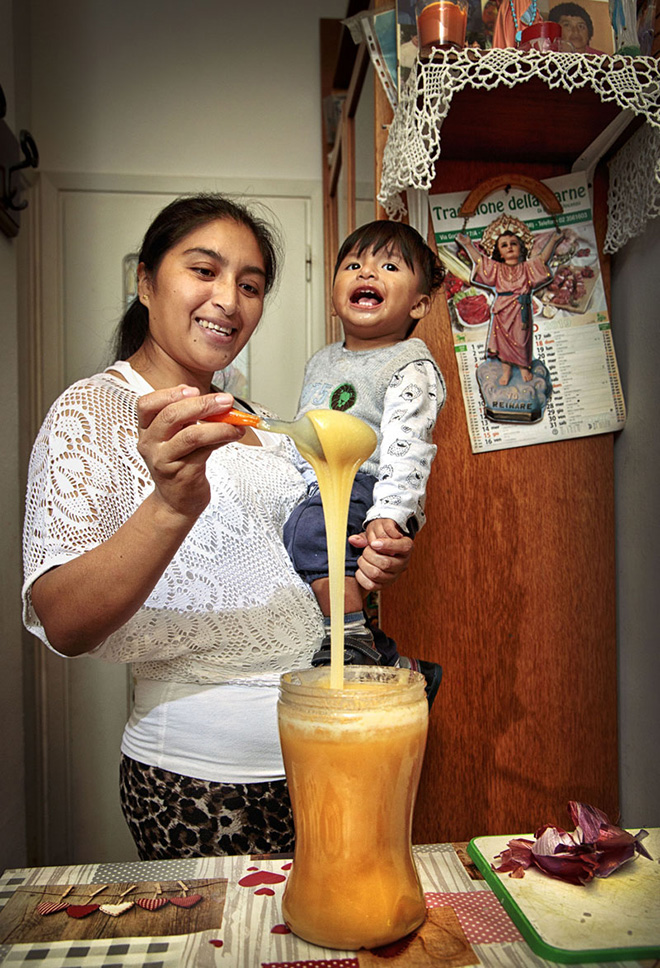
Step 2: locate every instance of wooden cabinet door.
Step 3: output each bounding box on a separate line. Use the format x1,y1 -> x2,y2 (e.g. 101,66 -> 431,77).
374,87 -> 618,843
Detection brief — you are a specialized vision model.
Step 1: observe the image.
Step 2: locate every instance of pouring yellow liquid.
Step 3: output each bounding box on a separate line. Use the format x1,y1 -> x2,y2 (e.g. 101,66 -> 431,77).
291,409 -> 377,689
213,405 -> 376,687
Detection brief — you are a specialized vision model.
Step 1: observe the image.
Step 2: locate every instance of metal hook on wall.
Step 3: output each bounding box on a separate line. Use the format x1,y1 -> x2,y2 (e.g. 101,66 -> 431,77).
0,80 -> 40,237
2,129 -> 39,212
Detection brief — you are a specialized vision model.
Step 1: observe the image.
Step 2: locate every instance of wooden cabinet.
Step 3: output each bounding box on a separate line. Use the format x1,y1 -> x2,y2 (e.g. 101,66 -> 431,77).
379,63 -> 629,843
387,228 -> 618,844
318,19 -> 647,840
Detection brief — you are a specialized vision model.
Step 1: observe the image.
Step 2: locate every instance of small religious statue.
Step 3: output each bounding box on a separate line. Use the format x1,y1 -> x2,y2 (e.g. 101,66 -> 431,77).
492,0 -> 543,46
456,216 -> 560,423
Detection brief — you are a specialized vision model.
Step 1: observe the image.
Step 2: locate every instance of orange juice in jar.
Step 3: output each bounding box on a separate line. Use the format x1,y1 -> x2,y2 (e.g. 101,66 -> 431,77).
278,666 -> 428,950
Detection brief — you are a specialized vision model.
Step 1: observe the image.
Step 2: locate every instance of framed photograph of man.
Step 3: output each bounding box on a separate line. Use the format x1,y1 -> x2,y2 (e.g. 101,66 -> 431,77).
541,0 -> 615,52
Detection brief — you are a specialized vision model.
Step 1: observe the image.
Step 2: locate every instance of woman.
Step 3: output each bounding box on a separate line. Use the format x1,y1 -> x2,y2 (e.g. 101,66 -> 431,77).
547,2 -> 606,53
22,194 -> 413,859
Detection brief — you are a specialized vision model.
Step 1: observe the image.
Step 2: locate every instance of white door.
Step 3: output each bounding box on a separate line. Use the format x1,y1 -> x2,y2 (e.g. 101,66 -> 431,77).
32,180 -> 322,863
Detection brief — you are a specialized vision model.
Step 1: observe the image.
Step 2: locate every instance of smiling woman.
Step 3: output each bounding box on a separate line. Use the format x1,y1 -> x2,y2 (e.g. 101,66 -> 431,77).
114,195 -> 279,394
131,220 -> 269,392
21,193 -> 414,860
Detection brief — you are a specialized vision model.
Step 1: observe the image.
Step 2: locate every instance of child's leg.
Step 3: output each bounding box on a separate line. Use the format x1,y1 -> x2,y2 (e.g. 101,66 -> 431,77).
310,576 -> 364,616
310,576 -> 381,663
366,615 -> 443,710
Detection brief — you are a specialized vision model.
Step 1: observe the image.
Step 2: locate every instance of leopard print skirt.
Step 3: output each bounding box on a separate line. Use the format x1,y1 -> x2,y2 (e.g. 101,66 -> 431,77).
120,755 -> 295,859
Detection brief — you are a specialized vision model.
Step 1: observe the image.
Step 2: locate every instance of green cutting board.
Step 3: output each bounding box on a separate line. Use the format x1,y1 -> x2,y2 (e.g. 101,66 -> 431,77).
468,828 -> 660,963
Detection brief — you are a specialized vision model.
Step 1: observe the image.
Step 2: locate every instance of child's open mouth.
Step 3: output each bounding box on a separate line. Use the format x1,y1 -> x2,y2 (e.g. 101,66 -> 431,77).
350,288 -> 383,308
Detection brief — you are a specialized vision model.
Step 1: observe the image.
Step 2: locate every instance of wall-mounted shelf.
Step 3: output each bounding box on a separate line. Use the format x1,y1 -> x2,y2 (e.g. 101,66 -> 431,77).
319,6 -> 659,843
379,49 -> 660,254
432,78 -> 635,165
0,119 -> 21,237
1,117 -> 40,238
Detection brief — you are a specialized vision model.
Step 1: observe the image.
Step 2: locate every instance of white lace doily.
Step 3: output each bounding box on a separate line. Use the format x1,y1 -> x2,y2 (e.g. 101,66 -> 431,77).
605,121 -> 660,250
378,49 -> 660,251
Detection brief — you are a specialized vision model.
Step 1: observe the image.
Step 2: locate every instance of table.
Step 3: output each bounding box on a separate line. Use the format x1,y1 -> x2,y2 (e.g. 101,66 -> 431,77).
0,844 -> 653,967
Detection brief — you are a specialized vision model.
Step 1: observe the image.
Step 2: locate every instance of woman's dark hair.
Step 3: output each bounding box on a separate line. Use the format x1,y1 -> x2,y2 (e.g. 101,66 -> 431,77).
547,2 -> 594,38
334,220 -> 445,296
113,193 -> 281,360
492,231 -> 528,263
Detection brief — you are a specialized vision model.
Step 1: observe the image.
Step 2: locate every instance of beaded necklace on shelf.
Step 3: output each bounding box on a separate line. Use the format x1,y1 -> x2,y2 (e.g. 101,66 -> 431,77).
508,0 -> 538,42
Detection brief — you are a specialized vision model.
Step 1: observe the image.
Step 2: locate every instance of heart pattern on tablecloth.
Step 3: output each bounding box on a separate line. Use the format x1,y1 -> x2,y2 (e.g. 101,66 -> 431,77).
99,901 -> 135,917
36,901 -> 69,915
67,904 -> 99,918
35,886 -> 208,921
135,897 -> 169,910
170,894 -> 202,908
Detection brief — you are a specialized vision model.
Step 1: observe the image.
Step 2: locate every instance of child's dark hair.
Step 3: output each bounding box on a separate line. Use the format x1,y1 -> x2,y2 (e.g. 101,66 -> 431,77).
492,231 -> 528,263
113,193 -> 281,360
333,220 -> 445,296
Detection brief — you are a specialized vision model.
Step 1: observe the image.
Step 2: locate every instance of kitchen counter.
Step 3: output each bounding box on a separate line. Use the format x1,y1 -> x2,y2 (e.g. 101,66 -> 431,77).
0,841 -> 656,966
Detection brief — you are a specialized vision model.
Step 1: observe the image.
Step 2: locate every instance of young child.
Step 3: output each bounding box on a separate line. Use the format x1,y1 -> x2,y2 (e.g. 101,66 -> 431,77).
283,220 -> 446,706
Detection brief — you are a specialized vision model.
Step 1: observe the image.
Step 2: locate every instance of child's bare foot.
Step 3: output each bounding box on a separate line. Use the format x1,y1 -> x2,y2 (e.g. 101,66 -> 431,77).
498,362 -> 512,386
521,366 -> 533,382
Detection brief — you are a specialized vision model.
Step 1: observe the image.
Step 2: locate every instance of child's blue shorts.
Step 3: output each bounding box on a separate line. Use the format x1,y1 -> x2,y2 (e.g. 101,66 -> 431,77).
283,471 -> 377,583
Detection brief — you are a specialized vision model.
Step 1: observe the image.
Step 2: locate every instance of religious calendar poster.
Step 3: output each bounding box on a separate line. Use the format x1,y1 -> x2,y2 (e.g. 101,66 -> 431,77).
430,171 -> 626,454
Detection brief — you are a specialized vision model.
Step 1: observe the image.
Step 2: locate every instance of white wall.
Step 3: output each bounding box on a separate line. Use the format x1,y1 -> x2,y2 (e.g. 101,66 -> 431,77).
611,216 -> 660,829
29,0 -> 346,180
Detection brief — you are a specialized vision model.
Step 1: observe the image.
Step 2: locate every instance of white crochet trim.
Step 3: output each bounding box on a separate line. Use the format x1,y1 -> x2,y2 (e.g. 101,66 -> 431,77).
379,50 -> 660,251
605,122 -> 660,251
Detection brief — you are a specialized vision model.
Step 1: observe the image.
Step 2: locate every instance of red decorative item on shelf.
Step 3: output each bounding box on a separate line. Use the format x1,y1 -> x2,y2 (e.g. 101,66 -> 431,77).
519,21 -> 572,51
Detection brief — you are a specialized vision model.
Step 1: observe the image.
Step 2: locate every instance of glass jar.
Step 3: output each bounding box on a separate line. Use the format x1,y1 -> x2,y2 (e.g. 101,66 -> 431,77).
415,0 -> 469,53
278,666 -> 428,950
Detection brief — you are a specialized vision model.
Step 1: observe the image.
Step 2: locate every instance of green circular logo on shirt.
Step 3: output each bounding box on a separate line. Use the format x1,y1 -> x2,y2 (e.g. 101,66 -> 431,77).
330,383 -> 357,412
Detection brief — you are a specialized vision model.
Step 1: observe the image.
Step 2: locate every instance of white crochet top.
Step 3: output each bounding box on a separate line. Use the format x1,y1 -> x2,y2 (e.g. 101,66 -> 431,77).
22,363 -> 324,684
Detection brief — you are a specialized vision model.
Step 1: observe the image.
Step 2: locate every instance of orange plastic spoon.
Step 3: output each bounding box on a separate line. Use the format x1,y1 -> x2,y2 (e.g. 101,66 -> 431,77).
208,408 -> 324,459
209,408 -> 261,428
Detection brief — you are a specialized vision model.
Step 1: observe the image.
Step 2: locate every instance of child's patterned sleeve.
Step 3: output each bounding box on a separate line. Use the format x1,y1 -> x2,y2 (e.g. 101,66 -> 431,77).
365,360 -> 444,534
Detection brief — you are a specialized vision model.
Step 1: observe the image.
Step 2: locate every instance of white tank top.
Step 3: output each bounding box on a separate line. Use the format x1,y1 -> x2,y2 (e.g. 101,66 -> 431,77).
121,677 -> 285,783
